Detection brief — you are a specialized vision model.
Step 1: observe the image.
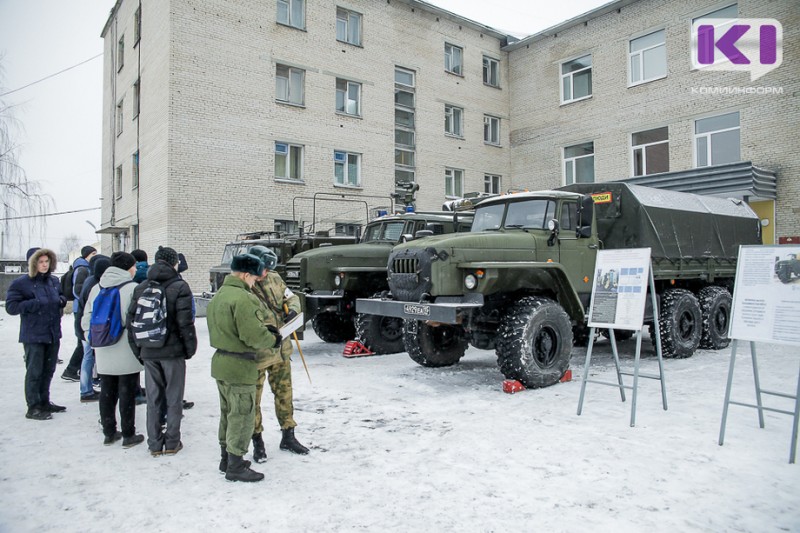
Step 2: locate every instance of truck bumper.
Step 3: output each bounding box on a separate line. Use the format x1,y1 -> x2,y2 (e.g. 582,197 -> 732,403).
305,290 -> 347,315
356,294 -> 483,324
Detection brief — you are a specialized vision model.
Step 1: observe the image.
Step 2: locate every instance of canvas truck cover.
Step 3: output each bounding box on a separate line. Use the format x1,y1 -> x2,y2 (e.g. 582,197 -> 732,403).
560,182 -> 761,260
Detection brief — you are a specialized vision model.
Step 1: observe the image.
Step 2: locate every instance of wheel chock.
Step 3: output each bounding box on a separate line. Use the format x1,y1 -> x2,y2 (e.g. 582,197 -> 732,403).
560,369 -> 573,382
502,380 -> 525,394
343,340 -> 374,358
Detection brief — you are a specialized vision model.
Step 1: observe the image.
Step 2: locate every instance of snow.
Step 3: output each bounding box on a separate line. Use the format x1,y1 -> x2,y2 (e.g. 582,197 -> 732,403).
0,311 -> 798,532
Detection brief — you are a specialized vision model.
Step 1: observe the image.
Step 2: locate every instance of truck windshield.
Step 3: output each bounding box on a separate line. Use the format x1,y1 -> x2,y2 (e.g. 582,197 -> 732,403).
221,244 -> 250,263
472,199 -> 556,232
362,221 -> 407,242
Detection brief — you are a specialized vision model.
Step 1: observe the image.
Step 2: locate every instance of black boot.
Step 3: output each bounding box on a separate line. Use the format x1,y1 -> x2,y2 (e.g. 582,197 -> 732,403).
252,433 -> 267,463
219,445 -> 251,473
280,427 -> 309,455
225,453 -> 264,482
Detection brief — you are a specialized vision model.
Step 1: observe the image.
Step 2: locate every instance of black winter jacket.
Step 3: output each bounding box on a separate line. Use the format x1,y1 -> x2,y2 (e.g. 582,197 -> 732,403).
126,260 -> 197,361
5,249 -> 66,344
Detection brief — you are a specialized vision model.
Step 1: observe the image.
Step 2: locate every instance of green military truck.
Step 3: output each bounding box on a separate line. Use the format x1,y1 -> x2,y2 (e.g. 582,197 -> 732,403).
356,182 -> 762,388
285,210 -> 473,353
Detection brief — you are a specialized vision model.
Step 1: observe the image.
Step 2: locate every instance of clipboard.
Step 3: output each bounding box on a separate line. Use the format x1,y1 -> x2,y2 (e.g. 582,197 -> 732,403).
279,312 -> 304,338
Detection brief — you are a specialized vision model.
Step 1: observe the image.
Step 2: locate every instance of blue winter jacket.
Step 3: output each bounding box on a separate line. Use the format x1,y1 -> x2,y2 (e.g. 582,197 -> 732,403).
133,261 -> 149,283
5,248 -> 66,344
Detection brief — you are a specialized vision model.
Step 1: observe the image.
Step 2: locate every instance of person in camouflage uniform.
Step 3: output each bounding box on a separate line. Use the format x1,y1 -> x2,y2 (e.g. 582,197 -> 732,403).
207,253 -> 280,483
247,245 -> 308,461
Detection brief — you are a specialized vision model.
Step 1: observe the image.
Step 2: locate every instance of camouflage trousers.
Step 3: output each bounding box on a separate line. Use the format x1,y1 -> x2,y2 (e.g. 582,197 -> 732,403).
216,380 -> 256,457
254,358 -> 296,433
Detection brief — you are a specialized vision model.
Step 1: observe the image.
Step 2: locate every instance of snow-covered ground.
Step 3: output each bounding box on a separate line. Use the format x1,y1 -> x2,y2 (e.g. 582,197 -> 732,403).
0,310 -> 798,532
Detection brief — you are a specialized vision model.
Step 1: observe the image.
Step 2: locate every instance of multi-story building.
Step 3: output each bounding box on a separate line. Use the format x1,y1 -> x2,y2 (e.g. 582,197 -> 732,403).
100,0 -> 798,290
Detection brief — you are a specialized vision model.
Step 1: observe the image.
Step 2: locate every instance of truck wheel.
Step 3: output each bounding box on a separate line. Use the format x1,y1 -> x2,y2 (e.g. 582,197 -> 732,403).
698,286 -> 732,350
496,296 -> 573,388
312,312 -> 356,343
600,329 -> 634,342
777,265 -> 792,283
404,321 -> 467,367
355,313 -> 405,354
653,289 -> 701,358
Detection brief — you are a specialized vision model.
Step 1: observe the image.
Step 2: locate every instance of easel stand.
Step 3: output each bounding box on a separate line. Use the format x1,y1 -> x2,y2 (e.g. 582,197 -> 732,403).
577,266 -> 668,427
718,339 -> 800,463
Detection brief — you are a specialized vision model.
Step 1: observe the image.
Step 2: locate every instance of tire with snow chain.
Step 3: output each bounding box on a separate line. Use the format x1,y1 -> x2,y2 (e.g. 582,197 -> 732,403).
652,288 -> 702,358
403,320 -> 467,367
355,312 -> 405,354
698,286 -> 732,350
312,312 -> 356,343
496,296 -> 573,389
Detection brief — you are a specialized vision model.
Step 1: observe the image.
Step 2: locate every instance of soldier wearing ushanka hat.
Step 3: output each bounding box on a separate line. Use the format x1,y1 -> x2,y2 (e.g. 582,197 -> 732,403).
206,253 -> 281,483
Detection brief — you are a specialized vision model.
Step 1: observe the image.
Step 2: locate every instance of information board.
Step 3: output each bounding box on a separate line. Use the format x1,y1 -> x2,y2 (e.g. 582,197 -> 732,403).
588,248 -> 651,330
729,245 -> 800,346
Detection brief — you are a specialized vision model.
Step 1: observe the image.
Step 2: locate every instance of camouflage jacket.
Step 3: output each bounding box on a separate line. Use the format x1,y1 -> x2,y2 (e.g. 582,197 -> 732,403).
251,271 -> 302,367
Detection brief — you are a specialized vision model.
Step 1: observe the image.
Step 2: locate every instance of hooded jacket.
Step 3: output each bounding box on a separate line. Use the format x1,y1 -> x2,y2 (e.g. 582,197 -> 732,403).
133,261 -> 148,283
75,255 -> 111,340
126,260 -> 197,361
81,266 -> 142,376
71,256 -> 92,303
5,248 -> 65,344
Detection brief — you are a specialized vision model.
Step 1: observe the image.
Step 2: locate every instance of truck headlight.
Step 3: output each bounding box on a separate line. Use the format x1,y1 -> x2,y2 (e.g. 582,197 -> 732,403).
334,273 -> 342,287
464,274 -> 477,290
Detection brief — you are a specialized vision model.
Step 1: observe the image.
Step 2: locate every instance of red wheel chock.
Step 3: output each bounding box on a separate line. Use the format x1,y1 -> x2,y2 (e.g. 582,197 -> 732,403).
343,340 -> 374,358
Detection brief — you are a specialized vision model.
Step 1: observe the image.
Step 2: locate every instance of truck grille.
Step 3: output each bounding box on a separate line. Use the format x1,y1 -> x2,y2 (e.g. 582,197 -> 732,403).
393,258 -> 419,274
388,249 -> 434,302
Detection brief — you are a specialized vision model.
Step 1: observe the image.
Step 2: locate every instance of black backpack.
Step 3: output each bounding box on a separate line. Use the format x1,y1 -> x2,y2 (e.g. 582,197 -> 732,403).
60,265 -> 76,301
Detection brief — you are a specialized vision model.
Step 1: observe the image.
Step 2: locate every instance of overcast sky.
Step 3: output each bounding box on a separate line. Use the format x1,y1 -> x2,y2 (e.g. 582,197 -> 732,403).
0,0 -> 607,259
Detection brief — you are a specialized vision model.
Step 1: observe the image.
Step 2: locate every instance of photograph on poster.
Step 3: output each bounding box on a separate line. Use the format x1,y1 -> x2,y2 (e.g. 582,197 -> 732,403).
588,248 -> 651,330
729,245 -> 800,346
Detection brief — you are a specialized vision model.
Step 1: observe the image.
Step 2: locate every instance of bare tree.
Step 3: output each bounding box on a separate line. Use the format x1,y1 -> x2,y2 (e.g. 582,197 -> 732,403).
0,57 -> 54,259
60,233 -> 81,262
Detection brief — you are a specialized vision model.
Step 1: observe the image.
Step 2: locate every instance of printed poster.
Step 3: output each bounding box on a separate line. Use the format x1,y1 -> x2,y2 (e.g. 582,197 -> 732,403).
729,245 -> 800,346
588,248 -> 651,330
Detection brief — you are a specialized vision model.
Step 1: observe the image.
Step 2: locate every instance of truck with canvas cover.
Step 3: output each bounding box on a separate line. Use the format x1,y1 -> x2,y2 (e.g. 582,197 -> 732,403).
285,210 -> 473,353
356,182 -> 761,388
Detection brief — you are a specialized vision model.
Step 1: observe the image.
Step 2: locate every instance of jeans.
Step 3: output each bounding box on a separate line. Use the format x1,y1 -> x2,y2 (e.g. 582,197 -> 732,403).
23,342 -> 60,408
99,373 -> 139,438
79,340 -> 95,396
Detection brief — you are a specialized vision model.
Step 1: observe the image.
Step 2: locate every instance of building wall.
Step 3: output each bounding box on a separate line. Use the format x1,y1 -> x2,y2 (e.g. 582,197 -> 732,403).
508,0 -> 799,237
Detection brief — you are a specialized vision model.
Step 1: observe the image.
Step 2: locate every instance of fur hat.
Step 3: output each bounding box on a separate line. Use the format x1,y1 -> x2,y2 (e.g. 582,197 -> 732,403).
155,246 -> 179,267
81,245 -> 97,259
248,245 -> 278,271
230,253 -> 263,276
110,251 -> 136,271
131,249 -> 148,262
27,248 -> 58,277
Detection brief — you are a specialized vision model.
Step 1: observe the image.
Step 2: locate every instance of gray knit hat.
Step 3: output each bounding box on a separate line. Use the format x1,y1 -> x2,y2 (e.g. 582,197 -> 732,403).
155,246 -> 179,267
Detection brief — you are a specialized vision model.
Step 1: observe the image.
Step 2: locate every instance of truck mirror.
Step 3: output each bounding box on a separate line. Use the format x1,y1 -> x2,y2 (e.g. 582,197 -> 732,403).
415,230 -> 434,239
547,218 -> 559,247
401,234 -> 413,243
576,195 -> 594,238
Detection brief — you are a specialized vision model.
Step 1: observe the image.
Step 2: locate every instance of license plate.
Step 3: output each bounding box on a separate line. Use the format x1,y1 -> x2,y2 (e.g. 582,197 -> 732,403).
286,271 -> 299,278
403,303 -> 431,316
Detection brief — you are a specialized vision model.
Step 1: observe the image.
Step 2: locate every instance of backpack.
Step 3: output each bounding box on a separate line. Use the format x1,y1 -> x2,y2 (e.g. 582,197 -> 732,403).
60,265 -> 76,301
89,281 -> 134,348
129,279 -> 180,348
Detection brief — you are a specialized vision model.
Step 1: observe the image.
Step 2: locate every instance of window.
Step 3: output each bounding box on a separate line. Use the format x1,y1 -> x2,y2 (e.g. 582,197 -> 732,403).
561,54 -> 592,103
505,200 -> 556,229
484,115 -> 500,145
445,43 -> 463,75
117,35 -> 124,71
395,129 -> 414,147
445,168 -> 464,198
133,79 -> 140,118
277,0 -> 305,29
395,87 -> 414,108
629,29 -> 666,85
275,142 -> 303,181
336,79 -> 361,116
334,150 -> 361,187
483,56 -> 500,87
564,142 -> 595,184
695,112 -> 740,167
336,7 -> 362,46
133,6 -> 141,45
131,224 -> 139,249
116,100 -> 123,135
276,64 -> 304,105
560,202 -> 577,232
395,169 -> 415,187
692,4 -> 739,69
395,108 -> 414,128
395,67 -> 415,87
274,219 -> 299,234
115,165 -> 122,199
395,148 -> 415,167
632,127 -> 669,176
395,66 -> 416,199
484,174 -> 501,194
445,105 -> 463,137
132,151 -> 139,188
335,223 -> 361,236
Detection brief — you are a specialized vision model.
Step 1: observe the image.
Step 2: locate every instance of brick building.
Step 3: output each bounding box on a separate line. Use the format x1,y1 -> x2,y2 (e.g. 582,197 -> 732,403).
100,0 -> 798,290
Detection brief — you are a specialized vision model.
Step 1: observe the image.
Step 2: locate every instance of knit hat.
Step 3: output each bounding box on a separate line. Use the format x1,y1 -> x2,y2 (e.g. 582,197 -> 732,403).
91,255 -> 112,278
154,246 -> 179,267
131,249 -> 148,262
110,251 -> 136,271
177,253 -> 188,273
230,253 -> 263,276
81,245 -> 97,258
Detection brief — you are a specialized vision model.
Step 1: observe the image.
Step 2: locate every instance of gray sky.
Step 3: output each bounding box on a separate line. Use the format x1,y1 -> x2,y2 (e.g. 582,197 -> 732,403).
0,0 -> 607,259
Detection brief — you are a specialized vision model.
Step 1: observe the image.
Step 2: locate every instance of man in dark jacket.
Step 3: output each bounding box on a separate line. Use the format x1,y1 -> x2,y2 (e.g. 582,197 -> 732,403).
127,246 -> 197,456
61,245 -> 97,382
74,254 -> 111,402
6,248 -> 68,420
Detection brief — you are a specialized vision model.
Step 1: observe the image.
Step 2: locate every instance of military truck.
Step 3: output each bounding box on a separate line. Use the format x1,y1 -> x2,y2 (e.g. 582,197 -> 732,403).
208,231 -> 357,292
775,253 -> 800,284
357,182 -> 761,388
285,210 -> 473,352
